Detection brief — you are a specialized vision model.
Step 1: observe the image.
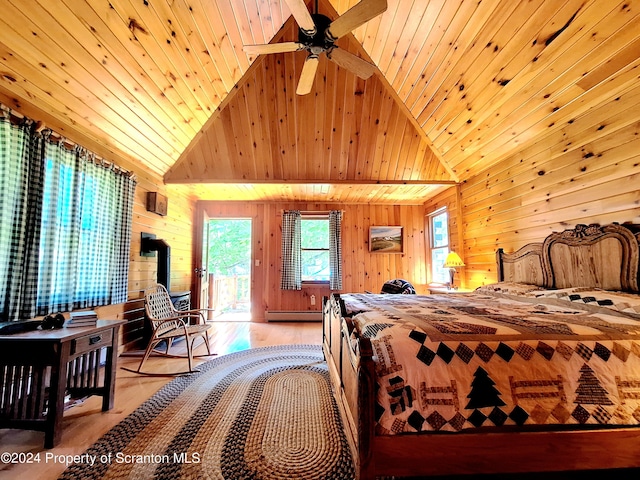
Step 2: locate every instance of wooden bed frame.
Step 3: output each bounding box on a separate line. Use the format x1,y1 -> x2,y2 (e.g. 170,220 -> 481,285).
323,223 -> 640,479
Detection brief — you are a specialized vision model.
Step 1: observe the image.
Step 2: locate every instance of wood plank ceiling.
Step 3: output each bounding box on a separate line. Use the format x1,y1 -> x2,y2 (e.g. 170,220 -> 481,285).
0,0 -> 638,204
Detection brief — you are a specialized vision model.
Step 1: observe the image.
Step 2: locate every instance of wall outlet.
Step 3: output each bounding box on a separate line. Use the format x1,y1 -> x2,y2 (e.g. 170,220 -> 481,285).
310,295 -> 316,306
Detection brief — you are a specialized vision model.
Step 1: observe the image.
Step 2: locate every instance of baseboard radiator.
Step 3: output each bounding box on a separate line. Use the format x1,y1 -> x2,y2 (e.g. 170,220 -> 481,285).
265,311 -> 322,322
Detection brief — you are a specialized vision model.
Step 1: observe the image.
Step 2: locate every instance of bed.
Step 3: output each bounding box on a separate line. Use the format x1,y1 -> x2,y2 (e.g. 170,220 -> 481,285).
322,222 -> 640,479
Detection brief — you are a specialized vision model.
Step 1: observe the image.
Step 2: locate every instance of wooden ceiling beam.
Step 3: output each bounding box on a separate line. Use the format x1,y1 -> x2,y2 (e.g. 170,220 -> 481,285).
165,178 -> 457,185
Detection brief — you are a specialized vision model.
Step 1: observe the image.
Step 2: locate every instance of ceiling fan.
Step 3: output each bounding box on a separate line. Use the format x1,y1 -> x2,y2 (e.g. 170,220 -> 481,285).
243,0 -> 387,95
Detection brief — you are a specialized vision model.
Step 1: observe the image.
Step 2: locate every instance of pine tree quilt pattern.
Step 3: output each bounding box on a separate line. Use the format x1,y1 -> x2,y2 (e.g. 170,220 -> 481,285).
341,293 -> 640,435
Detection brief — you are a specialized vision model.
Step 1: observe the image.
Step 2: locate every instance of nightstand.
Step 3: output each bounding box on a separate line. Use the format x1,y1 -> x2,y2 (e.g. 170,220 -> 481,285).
428,287 -> 474,294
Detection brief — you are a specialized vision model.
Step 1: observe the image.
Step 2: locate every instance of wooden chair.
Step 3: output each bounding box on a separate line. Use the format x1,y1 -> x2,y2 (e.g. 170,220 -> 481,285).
126,284 -> 214,375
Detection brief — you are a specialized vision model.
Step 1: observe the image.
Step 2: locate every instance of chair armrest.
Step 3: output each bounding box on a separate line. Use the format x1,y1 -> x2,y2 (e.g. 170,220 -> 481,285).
173,311 -> 207,325
182,308 -> 216,317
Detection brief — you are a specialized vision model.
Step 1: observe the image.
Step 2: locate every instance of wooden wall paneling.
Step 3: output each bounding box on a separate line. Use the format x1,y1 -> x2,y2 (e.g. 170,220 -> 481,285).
375,0 -> 415,75
285,53 -> 301,176
461,112 -> 640,240
347,77 -> 366,179
463,56 -> 640,177
44,0 -> 192,156
370,85 -> 391,180
448,1 -> 637,174
329,61 -> 346,180
383,0 -> 438,90
258,64 -> 278,180
308,60 -> 322,179
180,0 -> 236,92
94,298 -> 146,354
0,27 -> 161,170
369,88 -> 391,180
324,59 -> 339,181
108,0 -> 210,124
212,109 -> 236,179
456,97 -> 640,290
419,0 -> 522,133
461,83 -> 640,224
381,107 -> 403,180
404,0 -> 491,114
150,0 -> 227,103
391,0 -> 455,98
338,72 -> 357,180
435,0 -> 585,156
253,204 -> 266,319
353,80 -> 374,179
398,131 -> 418,180
62,0 -> 197,143
268,56 -> 285,180
242,78 -> 261,179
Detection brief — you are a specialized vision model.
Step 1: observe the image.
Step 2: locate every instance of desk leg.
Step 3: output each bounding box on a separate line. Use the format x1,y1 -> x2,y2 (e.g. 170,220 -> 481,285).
102,325 -> 120,411
44,341 -> 71,449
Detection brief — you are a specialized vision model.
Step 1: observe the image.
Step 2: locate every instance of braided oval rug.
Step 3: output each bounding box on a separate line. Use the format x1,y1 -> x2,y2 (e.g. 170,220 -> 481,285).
59,344 -> 355,480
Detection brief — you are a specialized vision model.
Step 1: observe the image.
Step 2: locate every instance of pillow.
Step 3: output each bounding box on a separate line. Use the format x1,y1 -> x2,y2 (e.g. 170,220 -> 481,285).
524,287 -> 640,319
474,282 -> 544,296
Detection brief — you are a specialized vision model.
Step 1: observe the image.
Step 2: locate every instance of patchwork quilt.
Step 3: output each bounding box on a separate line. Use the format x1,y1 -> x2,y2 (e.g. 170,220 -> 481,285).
340,291 -> 640,435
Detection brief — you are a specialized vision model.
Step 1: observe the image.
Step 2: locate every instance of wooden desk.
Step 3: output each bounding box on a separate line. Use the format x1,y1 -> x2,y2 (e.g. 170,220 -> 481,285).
0,320 -> 125,448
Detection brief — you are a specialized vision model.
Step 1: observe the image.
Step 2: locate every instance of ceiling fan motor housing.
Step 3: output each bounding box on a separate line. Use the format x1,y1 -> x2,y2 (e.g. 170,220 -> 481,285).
299,14 -> 334,54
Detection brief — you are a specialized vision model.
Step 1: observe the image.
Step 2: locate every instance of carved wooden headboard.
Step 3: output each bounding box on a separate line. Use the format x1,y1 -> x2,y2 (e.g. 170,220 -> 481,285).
497,223 -> 640,293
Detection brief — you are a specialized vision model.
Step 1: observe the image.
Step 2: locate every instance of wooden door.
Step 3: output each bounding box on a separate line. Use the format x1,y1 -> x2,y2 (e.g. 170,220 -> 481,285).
193,209 -> 210,314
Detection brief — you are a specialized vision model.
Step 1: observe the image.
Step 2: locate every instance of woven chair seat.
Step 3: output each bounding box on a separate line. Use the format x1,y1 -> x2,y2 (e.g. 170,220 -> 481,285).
157,323 -> 210,340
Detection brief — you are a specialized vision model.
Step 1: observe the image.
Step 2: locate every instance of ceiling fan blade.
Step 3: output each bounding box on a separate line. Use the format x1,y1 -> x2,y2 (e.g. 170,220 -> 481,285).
243,42 -> 306,55
326,0 -> 387,41
297,55 -> 319,95
327,48 -> 376,79
283,0 -> 317,35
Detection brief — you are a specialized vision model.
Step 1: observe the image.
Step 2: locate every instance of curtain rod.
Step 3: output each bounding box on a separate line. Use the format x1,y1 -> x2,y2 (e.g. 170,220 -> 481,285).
1,102 -> 135,179
278,209 -> 345,217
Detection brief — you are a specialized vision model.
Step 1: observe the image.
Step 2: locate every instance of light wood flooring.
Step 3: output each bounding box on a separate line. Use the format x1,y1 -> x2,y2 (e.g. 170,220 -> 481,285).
0,321 -> 321,480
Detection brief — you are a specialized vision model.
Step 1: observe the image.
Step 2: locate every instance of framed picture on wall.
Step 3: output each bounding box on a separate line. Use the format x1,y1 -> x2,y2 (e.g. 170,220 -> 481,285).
369,226 -> 403,253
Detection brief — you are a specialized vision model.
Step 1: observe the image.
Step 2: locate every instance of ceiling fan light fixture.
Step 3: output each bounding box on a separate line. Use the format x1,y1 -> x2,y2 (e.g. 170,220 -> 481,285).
245,0 -> 387,95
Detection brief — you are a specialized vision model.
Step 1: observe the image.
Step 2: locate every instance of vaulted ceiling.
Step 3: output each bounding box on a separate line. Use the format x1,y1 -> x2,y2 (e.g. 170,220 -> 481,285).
0,0 -> 638,204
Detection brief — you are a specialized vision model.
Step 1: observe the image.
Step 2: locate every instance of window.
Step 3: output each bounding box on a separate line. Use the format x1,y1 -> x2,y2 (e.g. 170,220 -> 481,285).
280,210 -> 342,290
0,109 -> 135,321
428,209 -> 449,284
301,216 -> 330,282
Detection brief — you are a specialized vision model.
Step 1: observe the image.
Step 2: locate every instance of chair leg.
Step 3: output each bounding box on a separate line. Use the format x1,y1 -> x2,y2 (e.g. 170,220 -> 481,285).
203,333 -> 212,355
137,339 -> 161,373
191,333 -> 212,357
185,334 -> 194,372
164,337 -> 174,356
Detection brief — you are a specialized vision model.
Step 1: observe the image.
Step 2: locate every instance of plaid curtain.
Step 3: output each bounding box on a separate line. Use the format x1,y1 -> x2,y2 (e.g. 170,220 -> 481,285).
280,210 -> 301,290
0,109 -> 46,321
36,141 -> 136,313
329,210 -> 343,290
0,106 -> 136,320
